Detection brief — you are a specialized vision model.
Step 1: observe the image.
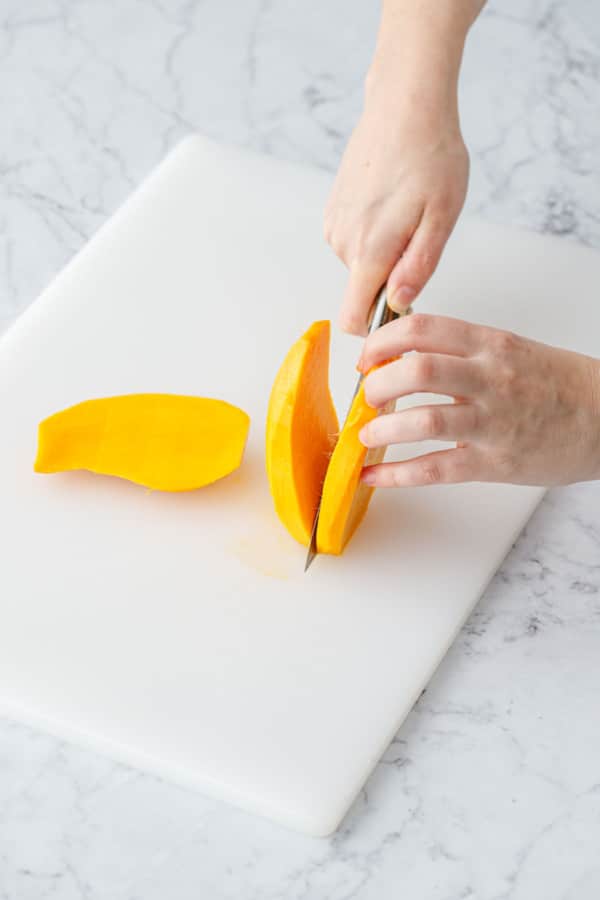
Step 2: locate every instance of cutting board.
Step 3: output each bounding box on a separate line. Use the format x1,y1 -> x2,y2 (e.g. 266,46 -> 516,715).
1,136 -> 599,836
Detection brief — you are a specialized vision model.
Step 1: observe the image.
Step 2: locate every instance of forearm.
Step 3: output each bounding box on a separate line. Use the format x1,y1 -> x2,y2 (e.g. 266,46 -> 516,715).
587,358 -> 600,480
367,0 -> 486,119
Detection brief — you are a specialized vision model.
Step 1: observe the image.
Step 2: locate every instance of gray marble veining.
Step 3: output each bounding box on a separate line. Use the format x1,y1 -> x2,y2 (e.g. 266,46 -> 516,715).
1,1 -> 600,897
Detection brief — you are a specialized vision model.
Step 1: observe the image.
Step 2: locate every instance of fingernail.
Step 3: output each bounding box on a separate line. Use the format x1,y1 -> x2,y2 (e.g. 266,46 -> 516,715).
358,426 -> 370,446
361,469 -> 376,485
356,354 -> 366,373
389,286 -> 416,312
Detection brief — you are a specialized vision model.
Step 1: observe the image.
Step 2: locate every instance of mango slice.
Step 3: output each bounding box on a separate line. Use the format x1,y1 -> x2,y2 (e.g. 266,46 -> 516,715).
317,383 -> 392,555
266,322 -> 394,555
265,321 -> 339,545
34,394 -> 250,491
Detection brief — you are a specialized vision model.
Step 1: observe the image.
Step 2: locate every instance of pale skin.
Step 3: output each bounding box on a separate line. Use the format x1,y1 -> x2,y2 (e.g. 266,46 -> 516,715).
326,0 -> 600,488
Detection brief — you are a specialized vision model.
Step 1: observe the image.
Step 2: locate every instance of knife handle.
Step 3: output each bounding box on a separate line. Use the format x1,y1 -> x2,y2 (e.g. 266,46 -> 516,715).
367,285 -> 412,335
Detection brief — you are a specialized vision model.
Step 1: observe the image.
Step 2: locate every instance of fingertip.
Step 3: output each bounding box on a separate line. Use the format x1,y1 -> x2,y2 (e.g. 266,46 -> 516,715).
362,383 -> 382,410
358,330 -> 381,373
339,311 -> 366,336
388,215 -> 449,307
361,467 -> 377,486
358,425 -> 370,447
388,285 -> 417,313
343,259 -> 391,337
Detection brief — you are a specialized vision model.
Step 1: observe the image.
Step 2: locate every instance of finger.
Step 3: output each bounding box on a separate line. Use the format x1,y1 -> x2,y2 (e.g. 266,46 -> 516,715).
359,313 -> 483,372
340,218 -> 418,336
359,402 -> 479,449
361,447 -> 482,487
364,354 -> 483,408
386,210 -> 454,312
340,261 -> 390,336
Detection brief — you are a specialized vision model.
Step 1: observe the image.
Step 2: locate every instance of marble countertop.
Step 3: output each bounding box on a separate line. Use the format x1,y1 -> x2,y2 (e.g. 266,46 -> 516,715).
1,0 -> 600,897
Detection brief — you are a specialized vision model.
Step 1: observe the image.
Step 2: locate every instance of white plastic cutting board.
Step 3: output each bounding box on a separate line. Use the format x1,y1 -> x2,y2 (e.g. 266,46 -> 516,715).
1,136 -> 600,836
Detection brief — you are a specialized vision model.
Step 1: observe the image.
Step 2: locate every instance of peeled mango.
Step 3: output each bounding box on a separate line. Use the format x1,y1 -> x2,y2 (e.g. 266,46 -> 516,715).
35,393 -> 250,491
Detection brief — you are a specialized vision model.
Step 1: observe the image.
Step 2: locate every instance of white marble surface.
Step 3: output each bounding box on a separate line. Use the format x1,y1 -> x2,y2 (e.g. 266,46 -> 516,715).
1,0 -> 600,896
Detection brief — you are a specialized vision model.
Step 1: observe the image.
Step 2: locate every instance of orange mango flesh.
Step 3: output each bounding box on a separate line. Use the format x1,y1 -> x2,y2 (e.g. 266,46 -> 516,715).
265,321 -> 339,545
34,394 -> 250,491
316,382 -> 392,555
266,320 -> 394,555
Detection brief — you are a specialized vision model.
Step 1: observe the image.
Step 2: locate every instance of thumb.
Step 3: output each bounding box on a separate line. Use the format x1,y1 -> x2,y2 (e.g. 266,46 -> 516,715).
386,216 -> 451,312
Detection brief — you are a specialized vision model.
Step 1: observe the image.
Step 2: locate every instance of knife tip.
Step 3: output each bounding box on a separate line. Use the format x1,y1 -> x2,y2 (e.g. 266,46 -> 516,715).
304,550 -> 316,572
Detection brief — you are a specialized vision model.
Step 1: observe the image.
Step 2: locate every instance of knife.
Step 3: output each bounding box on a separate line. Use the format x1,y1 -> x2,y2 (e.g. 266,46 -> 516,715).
304,285 -> 411,572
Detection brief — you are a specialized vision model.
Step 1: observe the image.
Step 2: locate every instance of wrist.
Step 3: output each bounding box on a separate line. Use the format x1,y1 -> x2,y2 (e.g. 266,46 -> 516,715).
364,56 -> 462,141
366,31 -> 463,128
365,0 -> 479,127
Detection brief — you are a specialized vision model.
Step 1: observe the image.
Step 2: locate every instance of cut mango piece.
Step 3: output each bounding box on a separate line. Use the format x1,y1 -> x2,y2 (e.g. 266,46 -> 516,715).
265,321 -> 339,545
317,383 -> 392,555
266,321 -> 394,555
34,394 -> 250,491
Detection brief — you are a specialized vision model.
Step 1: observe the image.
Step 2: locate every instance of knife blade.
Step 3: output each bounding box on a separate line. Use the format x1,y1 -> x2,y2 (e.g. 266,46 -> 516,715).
304,286 -> 411,572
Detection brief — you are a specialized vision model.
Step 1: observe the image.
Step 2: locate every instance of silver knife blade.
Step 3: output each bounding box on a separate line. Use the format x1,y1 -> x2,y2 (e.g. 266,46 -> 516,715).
304,287 -> 410,572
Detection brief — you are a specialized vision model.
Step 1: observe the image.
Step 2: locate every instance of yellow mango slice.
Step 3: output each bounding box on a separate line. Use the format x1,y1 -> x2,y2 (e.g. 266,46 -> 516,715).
317,383 -> 392,555
34,394 -> 250,491
266,321 -> 394,555
265,321 -> 339,545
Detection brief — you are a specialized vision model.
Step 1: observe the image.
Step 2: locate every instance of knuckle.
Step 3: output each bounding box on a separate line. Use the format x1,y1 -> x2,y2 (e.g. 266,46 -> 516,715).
467,403 -> 482,434
486,333 -> 523,396
413,353 -> 435,384
419,461 -> 443,485
493,452 -> 516,480
352,227 -> 374,262
410,247 -> 438,279
404,312 -> 430,339
391,467 -> 405,488
491,329 -> 521,358
421,406 -> 445,439
493,363 -> 519,397
353,228 -> 391,269
329,231 -> 346,260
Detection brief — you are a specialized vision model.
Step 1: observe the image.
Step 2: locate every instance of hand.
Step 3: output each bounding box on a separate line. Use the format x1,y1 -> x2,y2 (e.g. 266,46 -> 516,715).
325,100 -> 468,337
357,314 -> 600,487
324,0 -> 484,335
